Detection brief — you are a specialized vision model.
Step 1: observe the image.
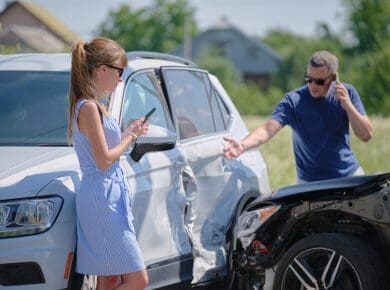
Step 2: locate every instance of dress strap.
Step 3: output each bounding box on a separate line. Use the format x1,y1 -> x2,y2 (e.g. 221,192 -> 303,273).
75,99 -> 90,120
74,99 -> 104,128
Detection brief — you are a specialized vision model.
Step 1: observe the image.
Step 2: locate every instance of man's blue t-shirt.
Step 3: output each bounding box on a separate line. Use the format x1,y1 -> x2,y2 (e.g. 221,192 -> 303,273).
271,83 -> 366,181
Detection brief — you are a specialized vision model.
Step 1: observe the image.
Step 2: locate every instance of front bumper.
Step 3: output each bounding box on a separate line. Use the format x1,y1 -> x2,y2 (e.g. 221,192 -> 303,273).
0,221 -> 76,289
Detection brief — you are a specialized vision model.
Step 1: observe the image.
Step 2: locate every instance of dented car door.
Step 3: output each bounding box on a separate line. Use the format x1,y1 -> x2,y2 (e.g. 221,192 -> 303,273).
118,70 -> 193,282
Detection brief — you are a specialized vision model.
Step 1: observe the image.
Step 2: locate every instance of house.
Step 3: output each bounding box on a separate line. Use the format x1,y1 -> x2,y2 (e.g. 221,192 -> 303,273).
172,17 -> 282,90
0,1 -> 81,52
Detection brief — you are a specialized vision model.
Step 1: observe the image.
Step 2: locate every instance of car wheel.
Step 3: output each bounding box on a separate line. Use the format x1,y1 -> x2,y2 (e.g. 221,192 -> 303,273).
273,233 -> 388,290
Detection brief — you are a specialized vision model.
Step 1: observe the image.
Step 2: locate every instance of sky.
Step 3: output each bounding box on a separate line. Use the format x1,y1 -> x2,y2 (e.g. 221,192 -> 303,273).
0,0 -> 347,40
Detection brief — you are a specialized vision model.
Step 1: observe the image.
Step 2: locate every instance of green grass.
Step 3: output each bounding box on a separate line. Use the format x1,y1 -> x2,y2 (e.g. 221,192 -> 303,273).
243,116 -> 390,190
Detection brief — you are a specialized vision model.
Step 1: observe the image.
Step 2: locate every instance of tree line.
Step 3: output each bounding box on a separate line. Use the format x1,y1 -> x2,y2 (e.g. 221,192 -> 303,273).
3,0 -> 385,116
97,0 -> 388,116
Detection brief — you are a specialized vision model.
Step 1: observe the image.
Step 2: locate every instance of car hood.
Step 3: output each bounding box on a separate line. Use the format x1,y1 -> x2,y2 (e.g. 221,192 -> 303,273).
249,172 -> 390,207
0,147 -> 79,200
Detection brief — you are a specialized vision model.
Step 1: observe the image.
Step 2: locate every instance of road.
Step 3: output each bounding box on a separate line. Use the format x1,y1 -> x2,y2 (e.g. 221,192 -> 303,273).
81,276 -> 223,290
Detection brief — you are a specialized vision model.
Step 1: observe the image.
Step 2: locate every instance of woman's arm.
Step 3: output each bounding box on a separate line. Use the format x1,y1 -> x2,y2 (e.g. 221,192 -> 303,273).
78,102 -> 138,170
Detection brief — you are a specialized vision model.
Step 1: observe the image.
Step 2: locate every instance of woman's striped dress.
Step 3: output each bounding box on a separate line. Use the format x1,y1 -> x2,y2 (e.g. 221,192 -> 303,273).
72,99 -> 144,275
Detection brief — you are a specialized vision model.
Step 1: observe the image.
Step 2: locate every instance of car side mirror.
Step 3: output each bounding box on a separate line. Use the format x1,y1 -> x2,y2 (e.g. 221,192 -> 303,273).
130,125 -> 176,162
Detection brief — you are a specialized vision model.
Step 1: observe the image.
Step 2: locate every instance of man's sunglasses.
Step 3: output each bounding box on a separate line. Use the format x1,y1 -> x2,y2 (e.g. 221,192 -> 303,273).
103,64 -> 124,77
304,74 -> 334,86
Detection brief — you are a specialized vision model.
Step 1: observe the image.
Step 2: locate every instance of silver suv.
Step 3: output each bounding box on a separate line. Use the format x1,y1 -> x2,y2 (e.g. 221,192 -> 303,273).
0,52 -> 270,289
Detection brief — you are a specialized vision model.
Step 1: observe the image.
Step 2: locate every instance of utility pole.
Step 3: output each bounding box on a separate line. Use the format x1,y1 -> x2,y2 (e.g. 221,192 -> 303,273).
183,13 -> 192,59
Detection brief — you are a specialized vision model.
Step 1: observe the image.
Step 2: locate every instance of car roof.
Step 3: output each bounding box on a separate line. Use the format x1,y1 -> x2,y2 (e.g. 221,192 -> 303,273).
0,52 -> 196,72
0,53 -> 70,71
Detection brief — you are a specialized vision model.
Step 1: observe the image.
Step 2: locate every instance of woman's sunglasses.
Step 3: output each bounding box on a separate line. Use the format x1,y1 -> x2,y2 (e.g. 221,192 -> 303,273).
103,64 -> 124,77
304,74 -> 334,86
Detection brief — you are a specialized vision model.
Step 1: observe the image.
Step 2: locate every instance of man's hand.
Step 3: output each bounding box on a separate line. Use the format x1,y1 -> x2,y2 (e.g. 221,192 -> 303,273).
335,82 -> 373,142
223,136 -> 245,159
335,82 -> 352,111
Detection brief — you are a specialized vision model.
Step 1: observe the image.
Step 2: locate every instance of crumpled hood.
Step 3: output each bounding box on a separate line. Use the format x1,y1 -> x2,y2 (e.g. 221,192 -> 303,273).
0,147 -> 80,200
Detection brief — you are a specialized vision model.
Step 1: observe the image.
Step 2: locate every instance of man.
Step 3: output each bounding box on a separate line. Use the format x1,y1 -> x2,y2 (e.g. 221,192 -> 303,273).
223,51 -> 373,182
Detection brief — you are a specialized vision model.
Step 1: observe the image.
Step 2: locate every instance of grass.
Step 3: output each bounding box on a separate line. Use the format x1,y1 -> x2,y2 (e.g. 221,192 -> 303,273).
243,116 -> 390,190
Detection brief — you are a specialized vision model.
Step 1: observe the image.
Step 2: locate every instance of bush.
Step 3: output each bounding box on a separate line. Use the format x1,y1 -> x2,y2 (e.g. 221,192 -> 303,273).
226,83 -> 283,116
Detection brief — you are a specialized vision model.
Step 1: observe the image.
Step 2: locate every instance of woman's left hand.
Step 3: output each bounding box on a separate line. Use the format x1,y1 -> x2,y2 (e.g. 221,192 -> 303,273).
124,118 -> 149,139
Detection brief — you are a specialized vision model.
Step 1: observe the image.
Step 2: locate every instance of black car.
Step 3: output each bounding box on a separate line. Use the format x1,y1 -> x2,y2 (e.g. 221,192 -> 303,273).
230,172 -> 390,290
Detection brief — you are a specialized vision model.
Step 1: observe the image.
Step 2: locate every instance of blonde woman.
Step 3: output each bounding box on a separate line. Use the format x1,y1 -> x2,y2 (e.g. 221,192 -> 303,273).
68,37 -> 148,290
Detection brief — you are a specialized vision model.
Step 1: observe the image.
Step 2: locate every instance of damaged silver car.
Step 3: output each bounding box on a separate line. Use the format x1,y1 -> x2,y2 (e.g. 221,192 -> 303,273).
0,52 -> 270,289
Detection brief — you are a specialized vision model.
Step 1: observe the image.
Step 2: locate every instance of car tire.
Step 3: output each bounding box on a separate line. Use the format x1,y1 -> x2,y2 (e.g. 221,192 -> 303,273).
273,233 -> 388,290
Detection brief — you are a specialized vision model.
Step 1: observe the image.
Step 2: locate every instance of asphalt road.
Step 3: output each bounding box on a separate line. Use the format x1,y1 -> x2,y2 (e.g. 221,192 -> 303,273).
81,277 -> 225,290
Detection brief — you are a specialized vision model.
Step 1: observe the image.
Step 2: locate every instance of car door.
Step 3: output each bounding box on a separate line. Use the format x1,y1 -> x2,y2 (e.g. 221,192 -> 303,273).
117,70 -> 194,286
161,67 -> 253,283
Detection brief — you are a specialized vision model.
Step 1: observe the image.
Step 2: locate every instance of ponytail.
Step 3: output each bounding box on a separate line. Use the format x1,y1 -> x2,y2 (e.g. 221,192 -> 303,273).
67,37 -> 127,141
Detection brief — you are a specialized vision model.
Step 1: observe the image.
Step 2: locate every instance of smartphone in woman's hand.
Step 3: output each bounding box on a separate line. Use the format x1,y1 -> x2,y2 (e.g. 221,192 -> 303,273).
143,107 -> 156,123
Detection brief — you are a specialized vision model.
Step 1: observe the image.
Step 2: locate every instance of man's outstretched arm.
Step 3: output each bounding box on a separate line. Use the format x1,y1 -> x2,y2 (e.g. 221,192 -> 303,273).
223,118 -> 282,159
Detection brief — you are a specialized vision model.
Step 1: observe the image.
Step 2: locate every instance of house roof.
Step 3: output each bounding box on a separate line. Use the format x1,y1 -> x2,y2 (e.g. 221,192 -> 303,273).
0,24 -> 66,51
172,19 -> 282,75
0,1 -> 80,44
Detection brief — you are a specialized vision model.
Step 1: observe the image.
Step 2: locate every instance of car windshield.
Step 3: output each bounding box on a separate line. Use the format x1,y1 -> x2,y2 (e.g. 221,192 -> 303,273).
0,71 -> 70,146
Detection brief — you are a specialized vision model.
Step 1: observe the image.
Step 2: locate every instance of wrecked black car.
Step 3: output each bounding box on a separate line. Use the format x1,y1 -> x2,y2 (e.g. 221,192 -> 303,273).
230,172 -> 390,290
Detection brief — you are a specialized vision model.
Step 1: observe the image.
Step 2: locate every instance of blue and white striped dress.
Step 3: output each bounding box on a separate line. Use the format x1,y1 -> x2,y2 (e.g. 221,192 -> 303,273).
73,99 -> 144,275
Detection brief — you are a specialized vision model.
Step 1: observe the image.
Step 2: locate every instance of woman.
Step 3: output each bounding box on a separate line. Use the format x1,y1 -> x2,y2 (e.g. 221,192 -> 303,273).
67,37 -> 148,290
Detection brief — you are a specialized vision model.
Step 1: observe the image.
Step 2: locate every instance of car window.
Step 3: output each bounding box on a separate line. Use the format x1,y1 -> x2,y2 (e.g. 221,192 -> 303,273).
209,83 -> 231,131
0,71 -> 69,146
121,71 -> 169,132
163,69 -> 220,140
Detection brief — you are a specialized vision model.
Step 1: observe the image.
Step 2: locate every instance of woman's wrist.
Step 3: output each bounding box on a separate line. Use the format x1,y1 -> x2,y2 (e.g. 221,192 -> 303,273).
239,141 -> 246,152
123,131 -> 138,144
128,132 -> 138,140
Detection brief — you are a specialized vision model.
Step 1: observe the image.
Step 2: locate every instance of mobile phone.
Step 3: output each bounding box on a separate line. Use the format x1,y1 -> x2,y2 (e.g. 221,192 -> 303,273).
335,72 -> 341,98
335,72 -> 339,82
143,107 -> 156,123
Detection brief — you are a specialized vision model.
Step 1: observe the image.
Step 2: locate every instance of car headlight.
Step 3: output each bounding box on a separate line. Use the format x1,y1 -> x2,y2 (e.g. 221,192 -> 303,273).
237,205 -> 280,238
0,196 -> 63,238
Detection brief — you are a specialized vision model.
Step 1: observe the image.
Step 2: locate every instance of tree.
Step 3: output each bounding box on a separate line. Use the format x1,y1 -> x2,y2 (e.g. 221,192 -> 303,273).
345,42 -> 390,115
262,28 -> 343,92
343,0 -> 389,52
342,0 -> 390,115
96,0 -> 198,52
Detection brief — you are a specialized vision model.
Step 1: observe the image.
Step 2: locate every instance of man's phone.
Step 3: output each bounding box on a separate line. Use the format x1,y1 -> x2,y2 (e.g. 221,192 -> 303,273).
143,107 -> 156,123
335,73 -> 341,98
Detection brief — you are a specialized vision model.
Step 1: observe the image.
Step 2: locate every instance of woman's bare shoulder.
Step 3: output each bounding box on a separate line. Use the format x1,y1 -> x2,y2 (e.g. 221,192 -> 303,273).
79,100 -> 99,114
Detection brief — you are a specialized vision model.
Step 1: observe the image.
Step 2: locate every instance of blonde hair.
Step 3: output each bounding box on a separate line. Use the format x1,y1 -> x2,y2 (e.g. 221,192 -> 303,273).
67,37 -> 127,140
